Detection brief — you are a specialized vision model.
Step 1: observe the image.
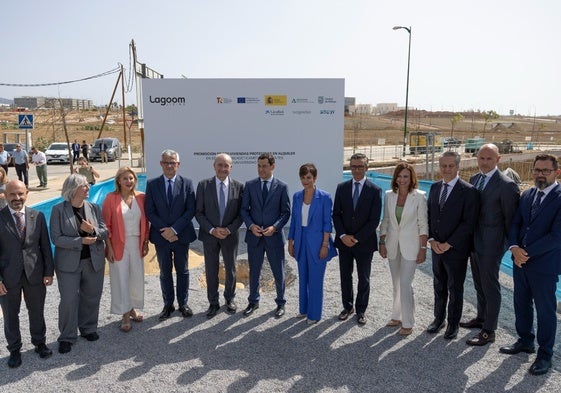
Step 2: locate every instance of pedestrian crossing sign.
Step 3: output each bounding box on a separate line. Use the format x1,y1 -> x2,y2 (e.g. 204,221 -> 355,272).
18,114 -> 34,129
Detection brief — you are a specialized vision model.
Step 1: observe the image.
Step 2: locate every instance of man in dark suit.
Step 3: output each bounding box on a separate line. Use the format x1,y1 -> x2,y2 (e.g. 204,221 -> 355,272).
240,153 -> 290,317
72,139 -> 80,163
332,153 -> 382,325
0,180 -> 54,368
427,151 -> 479,340
145,149 -> 197,321
461,144 -> 520,346
500,154 -> 561,376
196,153 -> 244,318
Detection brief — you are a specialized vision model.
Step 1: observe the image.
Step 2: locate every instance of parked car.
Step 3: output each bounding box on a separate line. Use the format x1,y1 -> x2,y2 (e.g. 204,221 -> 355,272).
45,142 -> 71,164
442,137 -> 462,148
89,138 -> 122,162
3,142 -> 28,166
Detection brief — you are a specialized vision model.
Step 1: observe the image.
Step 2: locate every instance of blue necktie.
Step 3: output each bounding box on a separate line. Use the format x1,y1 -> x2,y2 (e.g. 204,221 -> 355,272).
530,190 -> 544,220
167,179 -> 173,207
262,180 -> 269,205
219,181 -> 226,225
439,183 -> 448,210
353,182 -> 360,209
477,174 -> 486,191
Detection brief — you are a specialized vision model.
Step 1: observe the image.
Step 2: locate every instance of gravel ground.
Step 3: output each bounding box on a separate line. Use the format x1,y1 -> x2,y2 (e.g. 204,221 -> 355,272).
1,235 -> 560,392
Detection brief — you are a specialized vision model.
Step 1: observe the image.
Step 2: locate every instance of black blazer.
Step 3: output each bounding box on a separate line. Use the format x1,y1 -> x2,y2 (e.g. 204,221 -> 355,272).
332,179 -> 382,252
428,178 -> 479,259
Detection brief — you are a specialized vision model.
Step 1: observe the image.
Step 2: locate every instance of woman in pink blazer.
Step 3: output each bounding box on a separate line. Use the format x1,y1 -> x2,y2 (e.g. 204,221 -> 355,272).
379,163 -> 428,335
102,167 -> 149,332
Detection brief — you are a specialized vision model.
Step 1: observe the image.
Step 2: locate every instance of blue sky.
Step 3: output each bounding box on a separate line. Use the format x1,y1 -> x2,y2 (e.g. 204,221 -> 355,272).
1,0 -> 559,115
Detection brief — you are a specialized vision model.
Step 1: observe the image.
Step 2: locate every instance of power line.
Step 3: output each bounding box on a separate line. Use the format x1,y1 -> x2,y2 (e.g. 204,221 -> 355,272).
0,66 -> 121,87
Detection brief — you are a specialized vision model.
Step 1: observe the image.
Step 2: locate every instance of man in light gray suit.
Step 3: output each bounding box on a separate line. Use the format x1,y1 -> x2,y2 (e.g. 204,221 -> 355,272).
461,144 -> 520,346
195,153 -> 244,318
0,180 -> 54,368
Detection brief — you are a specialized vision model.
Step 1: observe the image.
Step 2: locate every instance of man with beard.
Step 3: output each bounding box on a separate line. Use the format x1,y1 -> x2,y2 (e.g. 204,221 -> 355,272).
501,154 -> 561,376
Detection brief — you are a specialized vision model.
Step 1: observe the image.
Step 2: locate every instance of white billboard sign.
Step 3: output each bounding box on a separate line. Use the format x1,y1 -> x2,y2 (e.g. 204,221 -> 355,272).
142,78 -> 344,201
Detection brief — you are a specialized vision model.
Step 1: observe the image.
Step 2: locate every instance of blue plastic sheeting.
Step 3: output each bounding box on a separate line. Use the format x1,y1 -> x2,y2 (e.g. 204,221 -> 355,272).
343,170 -> 561,301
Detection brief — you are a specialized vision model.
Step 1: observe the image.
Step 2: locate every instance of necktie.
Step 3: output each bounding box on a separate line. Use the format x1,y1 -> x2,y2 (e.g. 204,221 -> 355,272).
262,180 -> 269,204
219,181 -> 226,225
353,182 -> 360,209
167,179 -> 173,207
530,190 -> 545,220
14,211 -> 25,239
477,174 -> 486,191
439,183 -> 448,210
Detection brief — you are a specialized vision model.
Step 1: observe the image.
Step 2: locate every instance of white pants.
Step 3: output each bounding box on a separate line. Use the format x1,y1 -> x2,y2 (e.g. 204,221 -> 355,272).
109,235 -> 144,315
389,250 -> 417,328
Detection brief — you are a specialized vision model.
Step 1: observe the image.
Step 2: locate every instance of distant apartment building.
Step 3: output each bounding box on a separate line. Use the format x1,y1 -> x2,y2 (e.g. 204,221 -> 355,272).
375,103 -> 398,114
14,96 -> 93,110
344,97 -> 356,115
355,104 -> 373,115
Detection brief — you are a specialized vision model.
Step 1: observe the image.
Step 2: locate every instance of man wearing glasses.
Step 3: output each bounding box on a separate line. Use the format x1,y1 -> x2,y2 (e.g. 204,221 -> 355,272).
332,153 -> 382,325
501,154 -> 561,376
145,149 -> 196,321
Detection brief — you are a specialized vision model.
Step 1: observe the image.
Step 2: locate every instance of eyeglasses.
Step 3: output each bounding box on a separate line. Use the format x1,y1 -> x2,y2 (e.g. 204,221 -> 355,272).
161,161 -> 178,167
533,168 -> 555,175
350,165 -> 366,170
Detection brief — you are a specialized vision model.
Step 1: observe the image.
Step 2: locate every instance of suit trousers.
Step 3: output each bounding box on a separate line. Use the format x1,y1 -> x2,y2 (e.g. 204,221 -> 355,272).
109,235 -> 145,315
297,230 -> 328,321
431,253 -> 468,325
389,250 -> 418,328
338,247 -> 374,314
57,258 -> 105,343
0,164 -> 7,175
513,266 -> 558,360
0,271 -> 47,352
155,242 -> 189,307
15,163 -> 28,186
203,236 -> 238,305
247,241 -> 286,306
470,252 -> 502,331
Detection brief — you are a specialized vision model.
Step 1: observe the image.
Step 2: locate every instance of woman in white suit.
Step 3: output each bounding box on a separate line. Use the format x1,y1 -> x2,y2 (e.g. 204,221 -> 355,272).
379,163 -> 428,335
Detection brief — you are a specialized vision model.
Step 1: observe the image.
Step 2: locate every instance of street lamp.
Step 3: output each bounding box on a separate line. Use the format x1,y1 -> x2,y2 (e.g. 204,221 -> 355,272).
393,25 -> 411,158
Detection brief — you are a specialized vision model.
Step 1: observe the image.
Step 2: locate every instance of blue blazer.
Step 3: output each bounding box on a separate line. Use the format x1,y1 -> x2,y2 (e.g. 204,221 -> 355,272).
288,188 -> 337,262
241,176 -> 291,248
145,174 -> 197,246
332,179 -> 382,252
508,183 -> 561,275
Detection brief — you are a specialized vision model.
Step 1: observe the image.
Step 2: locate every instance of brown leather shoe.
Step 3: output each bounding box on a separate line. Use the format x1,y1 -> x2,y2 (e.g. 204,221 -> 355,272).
466,330 -> 495,346
338,308 -> 355,321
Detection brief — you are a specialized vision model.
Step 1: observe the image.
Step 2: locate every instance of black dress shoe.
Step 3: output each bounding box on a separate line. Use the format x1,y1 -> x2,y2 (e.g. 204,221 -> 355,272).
499,341 -> 536,355
7,350 -> 22,368
158,305 -> 175,321
356,312 -> 367,325
226,300 -> 237,314
338,308 -> 355,321
243,303 -> 259,316
206,304 -> 220,318
275,305 -> 285,318
529,358 -> 552,376
460,318 -> 484,329
58,341 -> 72,354
35,343 -> 53,358
81,332 -> 99,341
426,319 -> 445,333
466,330 -> 495,346
443,324 -> 459,340
179,305 -> 194,318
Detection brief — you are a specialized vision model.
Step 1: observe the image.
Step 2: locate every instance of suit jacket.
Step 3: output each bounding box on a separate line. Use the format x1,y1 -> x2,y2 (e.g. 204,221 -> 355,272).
508,183 -> 561,275
195,176 -> 244,242
0,206 -> 54,286
101,192 -> 149,261
50,201 -> 108,273
332,179 -> 382,252
470,170 -> 519,256
427,178 -> 479,259
240,177 -> 291,247
379,189 -> 428,260
145,174 -> 197,246
288,188 -> 338,262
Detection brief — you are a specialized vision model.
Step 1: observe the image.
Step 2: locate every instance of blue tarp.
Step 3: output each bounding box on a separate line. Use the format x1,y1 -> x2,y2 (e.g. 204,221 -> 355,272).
32,172 -> 560,301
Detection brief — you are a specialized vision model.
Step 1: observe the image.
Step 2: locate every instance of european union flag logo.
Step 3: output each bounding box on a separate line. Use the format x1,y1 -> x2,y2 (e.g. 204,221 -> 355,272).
237,97 -> 246,103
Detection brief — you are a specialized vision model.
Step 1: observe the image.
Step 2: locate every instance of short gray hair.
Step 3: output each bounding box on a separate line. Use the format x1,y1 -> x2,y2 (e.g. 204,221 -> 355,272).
161,149 -> 179,162
439,151 -> 461,167
61,173 -> 88,201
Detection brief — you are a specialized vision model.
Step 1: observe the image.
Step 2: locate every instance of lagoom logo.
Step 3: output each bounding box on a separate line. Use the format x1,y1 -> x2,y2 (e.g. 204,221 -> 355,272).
149,96 -> 186,106
320,110 -> 335,115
